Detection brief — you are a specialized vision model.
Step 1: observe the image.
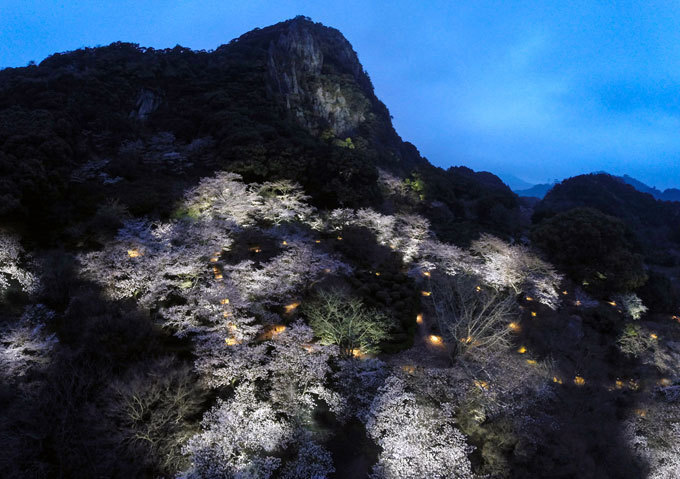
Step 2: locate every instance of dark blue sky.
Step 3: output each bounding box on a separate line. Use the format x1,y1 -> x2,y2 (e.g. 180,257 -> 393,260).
2,1 -> 679,189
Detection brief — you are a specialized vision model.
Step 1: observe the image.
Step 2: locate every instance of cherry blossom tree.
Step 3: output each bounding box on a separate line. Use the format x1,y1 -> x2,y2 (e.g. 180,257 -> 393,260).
181,383 -> 295,479
366,375 -> 474,479
0,231 -> 37,295
0,304 -> 56,383
471,234 -> 562,309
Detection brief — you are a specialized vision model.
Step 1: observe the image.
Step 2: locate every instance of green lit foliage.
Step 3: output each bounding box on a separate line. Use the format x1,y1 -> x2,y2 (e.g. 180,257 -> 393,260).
304,289 -> 391,357
617,323 -> 655,357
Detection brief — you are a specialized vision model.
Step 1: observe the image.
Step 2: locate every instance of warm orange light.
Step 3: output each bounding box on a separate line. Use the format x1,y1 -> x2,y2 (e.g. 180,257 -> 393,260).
284,302 -> 300,314
375,272 -> 381,276
634,409 -> 646,418
562,290 -> 568,295
421,291 -> 432,297
531,311 -> 537,318
658,378 -> 672,387
214,274 -> 223,280
416,313 -> 424,324
575,300 -> 582,306
475,286 -> 482,292
249,246 -> 262,253
517,346 -> 527,354
526,359 -> 537,365
315,239 -> 321,244
222,312 -> 232,318
574,376 -> 586,386
282,240 -> 288,245
302,344 -> 315,352
401,365 -> 416,375
220,298 -> 230,305
127,249 -> 142,258
337,236 -> 343,241
350,348 -> 365,358
553,376 -> 563,384
607,301 -> 617,307
508,322 -> 521,332
474,380 -> 489,390
429,335 -> 443,345
526,296 -> 534,301
210,257 -> 219,262
650,333 -> 658,340
225,337 -> 238,346
615,380 -> 624,389
423,271 -> 431,278
460,335 -> 473,344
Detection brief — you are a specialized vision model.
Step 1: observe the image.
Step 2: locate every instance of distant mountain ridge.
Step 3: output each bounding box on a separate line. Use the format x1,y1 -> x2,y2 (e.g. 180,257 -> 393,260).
510,172 -> 680,201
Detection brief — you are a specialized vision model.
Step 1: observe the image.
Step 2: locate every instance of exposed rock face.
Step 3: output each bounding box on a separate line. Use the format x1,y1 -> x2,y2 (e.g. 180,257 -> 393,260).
266,17 -> 371,136
131,89 -> 161,120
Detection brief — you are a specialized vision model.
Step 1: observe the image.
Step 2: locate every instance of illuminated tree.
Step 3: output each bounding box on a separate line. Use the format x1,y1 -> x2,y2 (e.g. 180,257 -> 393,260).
304,290 -> 391,357
430,273 -> 517,359
181,383 -> 295,479
366,375 -> 474,479
0,231 -> 37,295
0,304 -> 56,382
471,234 -> 562,309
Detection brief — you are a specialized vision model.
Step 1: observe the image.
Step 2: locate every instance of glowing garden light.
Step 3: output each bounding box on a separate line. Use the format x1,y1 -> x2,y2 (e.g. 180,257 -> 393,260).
508,322 -> 521,332
220,298 -> 230,305
127,249 -> 142,258
517,346 -> 527,354
428,334 -> 443,345
526,296 -> 534,301
422,271 -> 431,278
574,376 -> 586,386
531,311 -> 537,318
421,291 -> 432,297
474,380 -> 489,390
553,376 -> 563,384
416,313 -> 424,324
284,302 -> 300,314
526,359 -> 537,365
225,337 -> 238,346
650,333 -> 658,340
401,365 -> 416,374
272,325 -> 286,335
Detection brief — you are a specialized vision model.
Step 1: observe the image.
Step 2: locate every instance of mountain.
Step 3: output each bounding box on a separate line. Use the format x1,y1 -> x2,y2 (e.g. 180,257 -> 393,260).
515,182 -> 554,198
0,15 -> 518,247
616,174 -> 680,202
498,173 -> 533,191
534,173 -> 680,265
